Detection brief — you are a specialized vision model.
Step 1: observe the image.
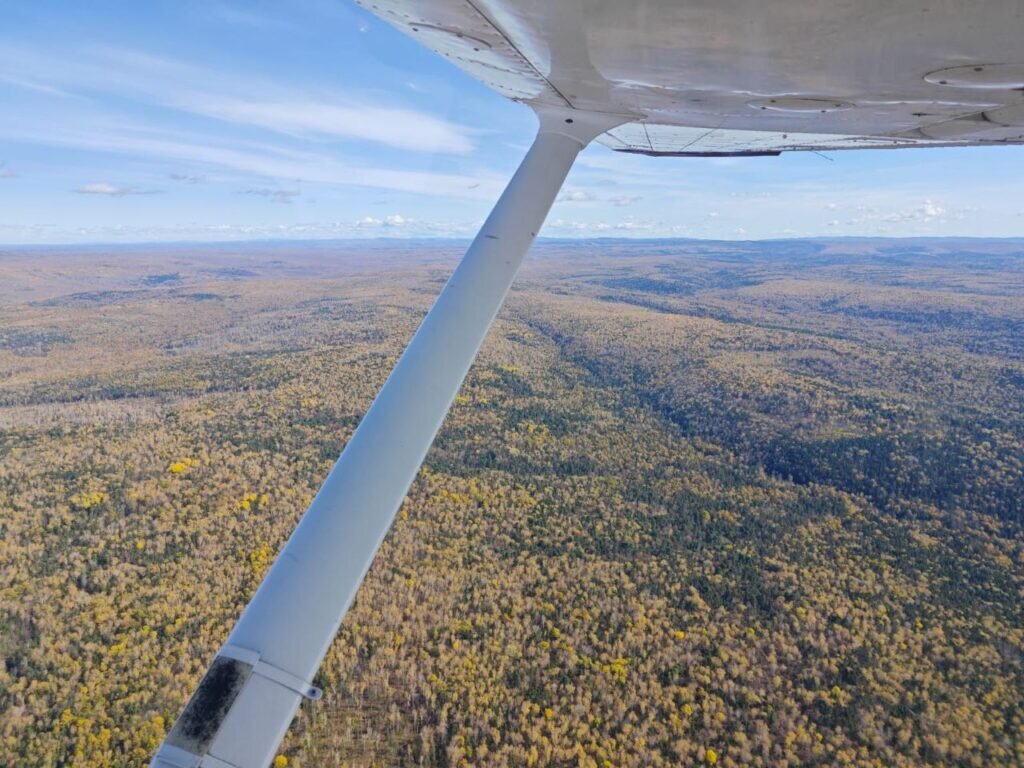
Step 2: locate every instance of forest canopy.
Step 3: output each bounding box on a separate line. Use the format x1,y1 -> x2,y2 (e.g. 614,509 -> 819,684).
0,238 -> 1022,767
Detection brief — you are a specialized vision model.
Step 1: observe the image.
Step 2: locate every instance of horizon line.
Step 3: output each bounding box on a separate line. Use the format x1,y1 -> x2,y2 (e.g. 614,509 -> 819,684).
5,233 -> 1024,250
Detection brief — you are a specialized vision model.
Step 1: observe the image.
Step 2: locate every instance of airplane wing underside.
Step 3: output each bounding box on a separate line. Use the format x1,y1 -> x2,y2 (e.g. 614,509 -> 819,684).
357,0 -> 1024,155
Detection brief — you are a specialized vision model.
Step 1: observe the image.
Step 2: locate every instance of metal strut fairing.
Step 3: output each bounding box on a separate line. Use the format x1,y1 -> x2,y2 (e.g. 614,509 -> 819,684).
150,106 -> 629,768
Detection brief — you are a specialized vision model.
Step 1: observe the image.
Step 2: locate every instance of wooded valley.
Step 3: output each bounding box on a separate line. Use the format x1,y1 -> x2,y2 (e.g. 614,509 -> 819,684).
0,238 -> 1021,767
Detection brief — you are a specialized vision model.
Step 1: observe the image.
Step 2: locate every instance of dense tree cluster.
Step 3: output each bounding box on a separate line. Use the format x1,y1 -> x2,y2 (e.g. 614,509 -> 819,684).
0,240 -> 1021,766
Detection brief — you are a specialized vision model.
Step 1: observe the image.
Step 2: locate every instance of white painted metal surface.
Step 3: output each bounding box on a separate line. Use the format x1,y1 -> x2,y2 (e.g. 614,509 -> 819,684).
150,106 -> 627,768
357,0 -> 1024,154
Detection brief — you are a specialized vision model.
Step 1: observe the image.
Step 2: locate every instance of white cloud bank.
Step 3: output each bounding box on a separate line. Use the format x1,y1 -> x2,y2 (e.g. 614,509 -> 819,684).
356,214 -> 413,228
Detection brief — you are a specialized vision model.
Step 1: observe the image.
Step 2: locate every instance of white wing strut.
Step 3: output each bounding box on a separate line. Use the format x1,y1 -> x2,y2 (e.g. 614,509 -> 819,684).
150,105 -> 630,768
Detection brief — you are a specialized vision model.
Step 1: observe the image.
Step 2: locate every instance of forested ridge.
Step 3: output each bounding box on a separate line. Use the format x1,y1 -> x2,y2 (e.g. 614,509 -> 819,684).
0,239 -> 1021,766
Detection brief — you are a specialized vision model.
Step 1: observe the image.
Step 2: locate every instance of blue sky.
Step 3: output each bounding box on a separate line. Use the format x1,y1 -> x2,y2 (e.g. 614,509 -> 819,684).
1,0 -> 1023,244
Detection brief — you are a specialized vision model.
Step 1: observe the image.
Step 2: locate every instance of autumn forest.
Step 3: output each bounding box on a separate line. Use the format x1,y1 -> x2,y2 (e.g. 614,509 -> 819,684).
0,237 -> 1022,767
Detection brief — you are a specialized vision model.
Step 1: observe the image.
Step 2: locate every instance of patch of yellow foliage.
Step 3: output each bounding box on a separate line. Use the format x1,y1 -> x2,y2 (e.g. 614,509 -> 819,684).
603,657 -> 629,683
249,543 -> 273,575
70,490 -> 108,510
168,457 -> 199,474
236,491 -> 267,511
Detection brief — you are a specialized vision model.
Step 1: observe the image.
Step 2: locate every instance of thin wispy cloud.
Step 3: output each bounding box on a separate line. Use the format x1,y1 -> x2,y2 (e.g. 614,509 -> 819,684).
608,194 -> 642,207
0,167 -> 16,179
192,98 -> 475,153
208,4 -> 294,31
170,173 -> 204,184
74,182 -> 158,196
0,116 -> 505,199
0,73 -> 72,98
0,44 -> 476,155
242,187 -> 301,204
557,189 -> 594,203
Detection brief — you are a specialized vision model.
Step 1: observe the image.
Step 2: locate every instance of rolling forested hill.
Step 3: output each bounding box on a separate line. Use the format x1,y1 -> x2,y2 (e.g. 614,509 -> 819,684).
0,238 -> 1022,767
